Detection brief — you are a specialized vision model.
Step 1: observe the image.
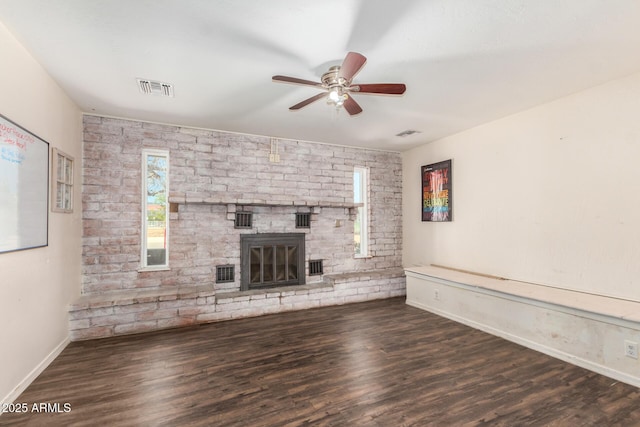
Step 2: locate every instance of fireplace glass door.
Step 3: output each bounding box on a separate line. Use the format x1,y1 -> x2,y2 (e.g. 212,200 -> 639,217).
241,233 -> 305,290
250,245 -> 298,286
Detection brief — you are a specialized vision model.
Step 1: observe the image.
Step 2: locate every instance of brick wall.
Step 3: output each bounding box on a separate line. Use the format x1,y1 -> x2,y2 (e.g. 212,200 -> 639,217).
82,116 -> 403,295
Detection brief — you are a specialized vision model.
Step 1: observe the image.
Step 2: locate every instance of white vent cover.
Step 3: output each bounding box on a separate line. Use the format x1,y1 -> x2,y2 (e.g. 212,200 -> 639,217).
136,78 -> 174,97
396,129 -> 421,137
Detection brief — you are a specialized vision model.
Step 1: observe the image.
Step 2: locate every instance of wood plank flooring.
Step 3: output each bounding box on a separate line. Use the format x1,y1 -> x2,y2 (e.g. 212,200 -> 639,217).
1,298 -> 639,426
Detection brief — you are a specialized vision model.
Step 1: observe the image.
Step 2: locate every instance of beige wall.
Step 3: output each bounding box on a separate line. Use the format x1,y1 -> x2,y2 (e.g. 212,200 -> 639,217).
403,71 -> 640,301
0,22 -> 82,404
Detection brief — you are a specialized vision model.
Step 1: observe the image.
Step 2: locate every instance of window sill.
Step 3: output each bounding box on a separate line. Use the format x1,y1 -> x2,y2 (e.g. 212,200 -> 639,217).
138,266 -> 171,273
354,254 -> 372,259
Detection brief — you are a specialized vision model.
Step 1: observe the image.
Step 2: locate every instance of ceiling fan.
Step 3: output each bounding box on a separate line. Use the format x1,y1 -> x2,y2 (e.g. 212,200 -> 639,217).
272,52 -> 406,116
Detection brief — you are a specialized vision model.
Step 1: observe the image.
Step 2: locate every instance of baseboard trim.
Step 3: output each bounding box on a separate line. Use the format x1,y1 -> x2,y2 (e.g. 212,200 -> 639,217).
406,299 -> 640,389
0,336 -> 70,410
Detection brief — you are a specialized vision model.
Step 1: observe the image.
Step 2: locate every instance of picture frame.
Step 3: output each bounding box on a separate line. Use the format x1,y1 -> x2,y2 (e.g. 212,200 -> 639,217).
421,159 -> 452,222
0,114 -> 50,253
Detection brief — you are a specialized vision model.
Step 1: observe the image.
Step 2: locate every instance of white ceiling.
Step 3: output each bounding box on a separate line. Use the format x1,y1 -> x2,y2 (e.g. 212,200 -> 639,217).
2,0 -> 640,151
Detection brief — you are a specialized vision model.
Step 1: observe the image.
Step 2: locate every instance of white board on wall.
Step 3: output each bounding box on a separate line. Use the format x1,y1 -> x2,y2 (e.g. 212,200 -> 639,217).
0,114 -> 49,253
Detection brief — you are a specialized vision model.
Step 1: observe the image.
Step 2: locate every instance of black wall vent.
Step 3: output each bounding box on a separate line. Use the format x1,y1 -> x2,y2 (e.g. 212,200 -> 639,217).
216,265 -> 235,283
309,259 -> 323,276
296,212 -> 311,228
235,212 -> 253,229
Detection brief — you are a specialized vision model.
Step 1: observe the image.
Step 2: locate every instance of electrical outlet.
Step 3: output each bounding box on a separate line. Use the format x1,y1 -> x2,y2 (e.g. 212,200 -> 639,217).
624,340 -> 638,359
434,289 -> 440,301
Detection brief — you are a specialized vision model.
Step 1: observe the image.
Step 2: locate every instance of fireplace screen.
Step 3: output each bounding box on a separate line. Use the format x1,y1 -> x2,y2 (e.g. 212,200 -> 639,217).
241,233 -> 305,290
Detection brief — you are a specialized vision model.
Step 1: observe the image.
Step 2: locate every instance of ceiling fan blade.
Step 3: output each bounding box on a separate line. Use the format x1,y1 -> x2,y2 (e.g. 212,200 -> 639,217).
289,92 -> 327,110
338,52 -> 367,82
343,96 -> 363,116
273,75 -> 323,88
350,83 -> 406,95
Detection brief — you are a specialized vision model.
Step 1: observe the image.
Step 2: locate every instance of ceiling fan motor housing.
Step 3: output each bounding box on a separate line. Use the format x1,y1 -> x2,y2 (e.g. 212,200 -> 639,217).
321,66 -> 349,88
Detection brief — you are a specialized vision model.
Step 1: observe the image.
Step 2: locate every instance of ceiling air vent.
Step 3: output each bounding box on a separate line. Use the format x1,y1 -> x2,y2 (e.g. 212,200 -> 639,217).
396,129 -> 421,137
136,78 -> 174,97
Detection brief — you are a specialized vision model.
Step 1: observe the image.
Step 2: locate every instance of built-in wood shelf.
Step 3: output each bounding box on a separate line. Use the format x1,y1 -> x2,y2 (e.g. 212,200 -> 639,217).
405,265 -> 640,324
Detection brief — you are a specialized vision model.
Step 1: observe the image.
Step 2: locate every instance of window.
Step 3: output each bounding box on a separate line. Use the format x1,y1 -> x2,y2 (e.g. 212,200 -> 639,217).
353,166 -> 369,257
52,148 -> 74,213
142,149 -> 169,269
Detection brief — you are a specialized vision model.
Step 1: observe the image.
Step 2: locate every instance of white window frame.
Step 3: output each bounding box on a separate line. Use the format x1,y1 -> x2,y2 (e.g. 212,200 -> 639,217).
51,148 -> 74,213
140,149 -> 170,271
354,166 -> 369,258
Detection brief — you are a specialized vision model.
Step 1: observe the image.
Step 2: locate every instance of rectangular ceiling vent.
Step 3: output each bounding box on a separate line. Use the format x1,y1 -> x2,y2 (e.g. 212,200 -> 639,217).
396,129 -> 421,137
136,78 -> 174,97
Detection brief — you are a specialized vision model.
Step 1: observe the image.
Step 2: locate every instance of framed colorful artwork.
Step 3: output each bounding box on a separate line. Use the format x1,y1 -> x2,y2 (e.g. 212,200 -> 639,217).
421,159 -> 452,222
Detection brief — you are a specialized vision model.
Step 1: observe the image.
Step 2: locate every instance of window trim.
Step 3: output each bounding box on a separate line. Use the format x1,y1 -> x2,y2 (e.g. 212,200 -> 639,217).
51,148 -> 74,213
354,166 -> 369,258
140,149 -> 170,271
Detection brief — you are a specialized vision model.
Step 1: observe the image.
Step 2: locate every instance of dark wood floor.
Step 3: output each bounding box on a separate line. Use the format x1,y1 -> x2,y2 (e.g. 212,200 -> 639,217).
2,298 -> 639,426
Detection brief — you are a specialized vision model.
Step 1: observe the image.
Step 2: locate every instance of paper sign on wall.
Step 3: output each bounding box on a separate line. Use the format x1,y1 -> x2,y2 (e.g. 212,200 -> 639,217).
0,114 -> 49,253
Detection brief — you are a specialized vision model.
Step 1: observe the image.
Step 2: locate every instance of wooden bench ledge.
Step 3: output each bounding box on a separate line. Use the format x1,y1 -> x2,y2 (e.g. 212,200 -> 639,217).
405,265 -> 640,324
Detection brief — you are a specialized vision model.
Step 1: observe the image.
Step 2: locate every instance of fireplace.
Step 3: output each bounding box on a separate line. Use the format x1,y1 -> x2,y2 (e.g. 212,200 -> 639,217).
240,233 -> 305,291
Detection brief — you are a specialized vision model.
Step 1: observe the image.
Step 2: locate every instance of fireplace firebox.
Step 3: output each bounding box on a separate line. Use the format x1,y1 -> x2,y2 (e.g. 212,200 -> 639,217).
240,233 -> 305,291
